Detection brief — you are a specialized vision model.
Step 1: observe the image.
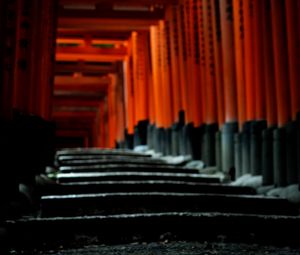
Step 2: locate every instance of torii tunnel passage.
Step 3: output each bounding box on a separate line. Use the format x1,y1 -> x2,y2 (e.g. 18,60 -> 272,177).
1,0 -> 300,253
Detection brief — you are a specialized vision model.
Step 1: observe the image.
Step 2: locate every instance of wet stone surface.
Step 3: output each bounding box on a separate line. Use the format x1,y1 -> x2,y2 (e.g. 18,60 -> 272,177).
9,241 -> 300,255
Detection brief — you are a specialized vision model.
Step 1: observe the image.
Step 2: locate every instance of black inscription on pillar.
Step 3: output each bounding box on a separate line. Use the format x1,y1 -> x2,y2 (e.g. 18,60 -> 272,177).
193,0 -> 200,64
165,21 -> 172,66
238,0 -> 244,39
207,0 -> 215,77
180,4 -> 187,61
172,4 -> 179,57
199,0 -> 206,67
214,0 -> 222,42
226,0 -> 233,21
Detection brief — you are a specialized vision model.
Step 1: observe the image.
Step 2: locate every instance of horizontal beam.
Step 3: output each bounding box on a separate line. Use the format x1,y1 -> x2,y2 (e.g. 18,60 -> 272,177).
55,75 -> 110,85
55,62 -> 117,74
57,29 -> 131,40
58,17 -> 157,31
58,8 -> 165,20
59,0 -> 178,6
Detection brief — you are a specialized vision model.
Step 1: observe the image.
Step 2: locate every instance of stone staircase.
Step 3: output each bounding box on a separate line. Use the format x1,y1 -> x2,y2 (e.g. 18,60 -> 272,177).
4,148 -> 300,253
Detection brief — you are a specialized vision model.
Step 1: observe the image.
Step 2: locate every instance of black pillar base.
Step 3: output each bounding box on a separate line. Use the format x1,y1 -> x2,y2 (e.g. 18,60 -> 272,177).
241,122 -> 252,175
250,120 -> 267,175
215,131 -> 222,171
147,124 -> 155,150
273,128 -> 287,187
191,125 -> 205,160
285,121 -> 298,185
221,122 -> 238,178
202,123 -> 218,166
133,120 -> 149,147
182,123 -> 194,156
234,132 -> 243,179
171,123 -> 180,156
262,127 -> 276,185
124,129 -> 134,150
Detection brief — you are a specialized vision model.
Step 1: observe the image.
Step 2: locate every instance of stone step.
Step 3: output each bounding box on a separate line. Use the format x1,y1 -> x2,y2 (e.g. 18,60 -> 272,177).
40,192 -> 298,217
56,148 -> 151,158
6,212 -> 300,250
56,158 -> 180,167
56,172 -> 221,183
40,181 -> 256,196
59,164 -> 200,174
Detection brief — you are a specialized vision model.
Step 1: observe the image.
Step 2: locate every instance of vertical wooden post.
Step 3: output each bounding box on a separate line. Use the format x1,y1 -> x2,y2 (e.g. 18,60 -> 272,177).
262,0 -> 277,127
159,20 -> 173,129
253,0 -> 265,121
271,0 -> 290,127
243,0 -> 255,121
177,3 -> 188,122
211,0 -> 225,127
285,0 -> 300,120
150,25 -> 163,128
220,0 -> 237,123
168,4 -> 182,122
123,57 -> 135,135
220,0 -> 238,175
203,0 -> 218,125
233,0 -> 246,129
197,0 -> 207,124
191,0 -> 204,127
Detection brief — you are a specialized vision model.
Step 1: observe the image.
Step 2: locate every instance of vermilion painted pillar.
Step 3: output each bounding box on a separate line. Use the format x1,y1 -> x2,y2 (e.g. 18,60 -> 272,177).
191,0 -> 204,127
168,4 -> 182,122
159,20 -> 173,129
285,0 -> 300,120
261,0 -> 277,185
243,0 -> 255,121
271,0 -> 291,187
123,57 -> 135,136
253,0 -> 266,121
211,0 -> 225,127
115,62 -> 126,147
220,0 -> 237,123
202,0 -> 218,125
233,0 -> 246,129
262,0 -> 277,127
271,0 -> 291,127
220,0 -> 238,175
150,25 -> 163,129
197,0 -> 207,124
132,32 -> 149,126
107,74 -> 117,148
177,3 -> 188,122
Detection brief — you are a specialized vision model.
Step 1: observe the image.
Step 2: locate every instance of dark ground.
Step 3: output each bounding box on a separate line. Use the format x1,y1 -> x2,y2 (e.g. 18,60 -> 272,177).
9,241 -> 300,255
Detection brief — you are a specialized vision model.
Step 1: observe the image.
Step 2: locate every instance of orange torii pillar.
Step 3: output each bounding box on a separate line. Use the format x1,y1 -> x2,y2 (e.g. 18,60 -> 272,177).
284,0 -> 299,186
167,4 -> 184,156
123,55 -> 135,149
200,0 -> 219,166
220,0 -> 238,176
232,0 -> 246,177
211,0 -> 225,171
131,31 -> 150,148
115,62 -> 126,149
261,0 -> 277,185
150,25 -> 166,153
271,0 -> 292,187
249,0 -> 268,177
173,0 -> 193,156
